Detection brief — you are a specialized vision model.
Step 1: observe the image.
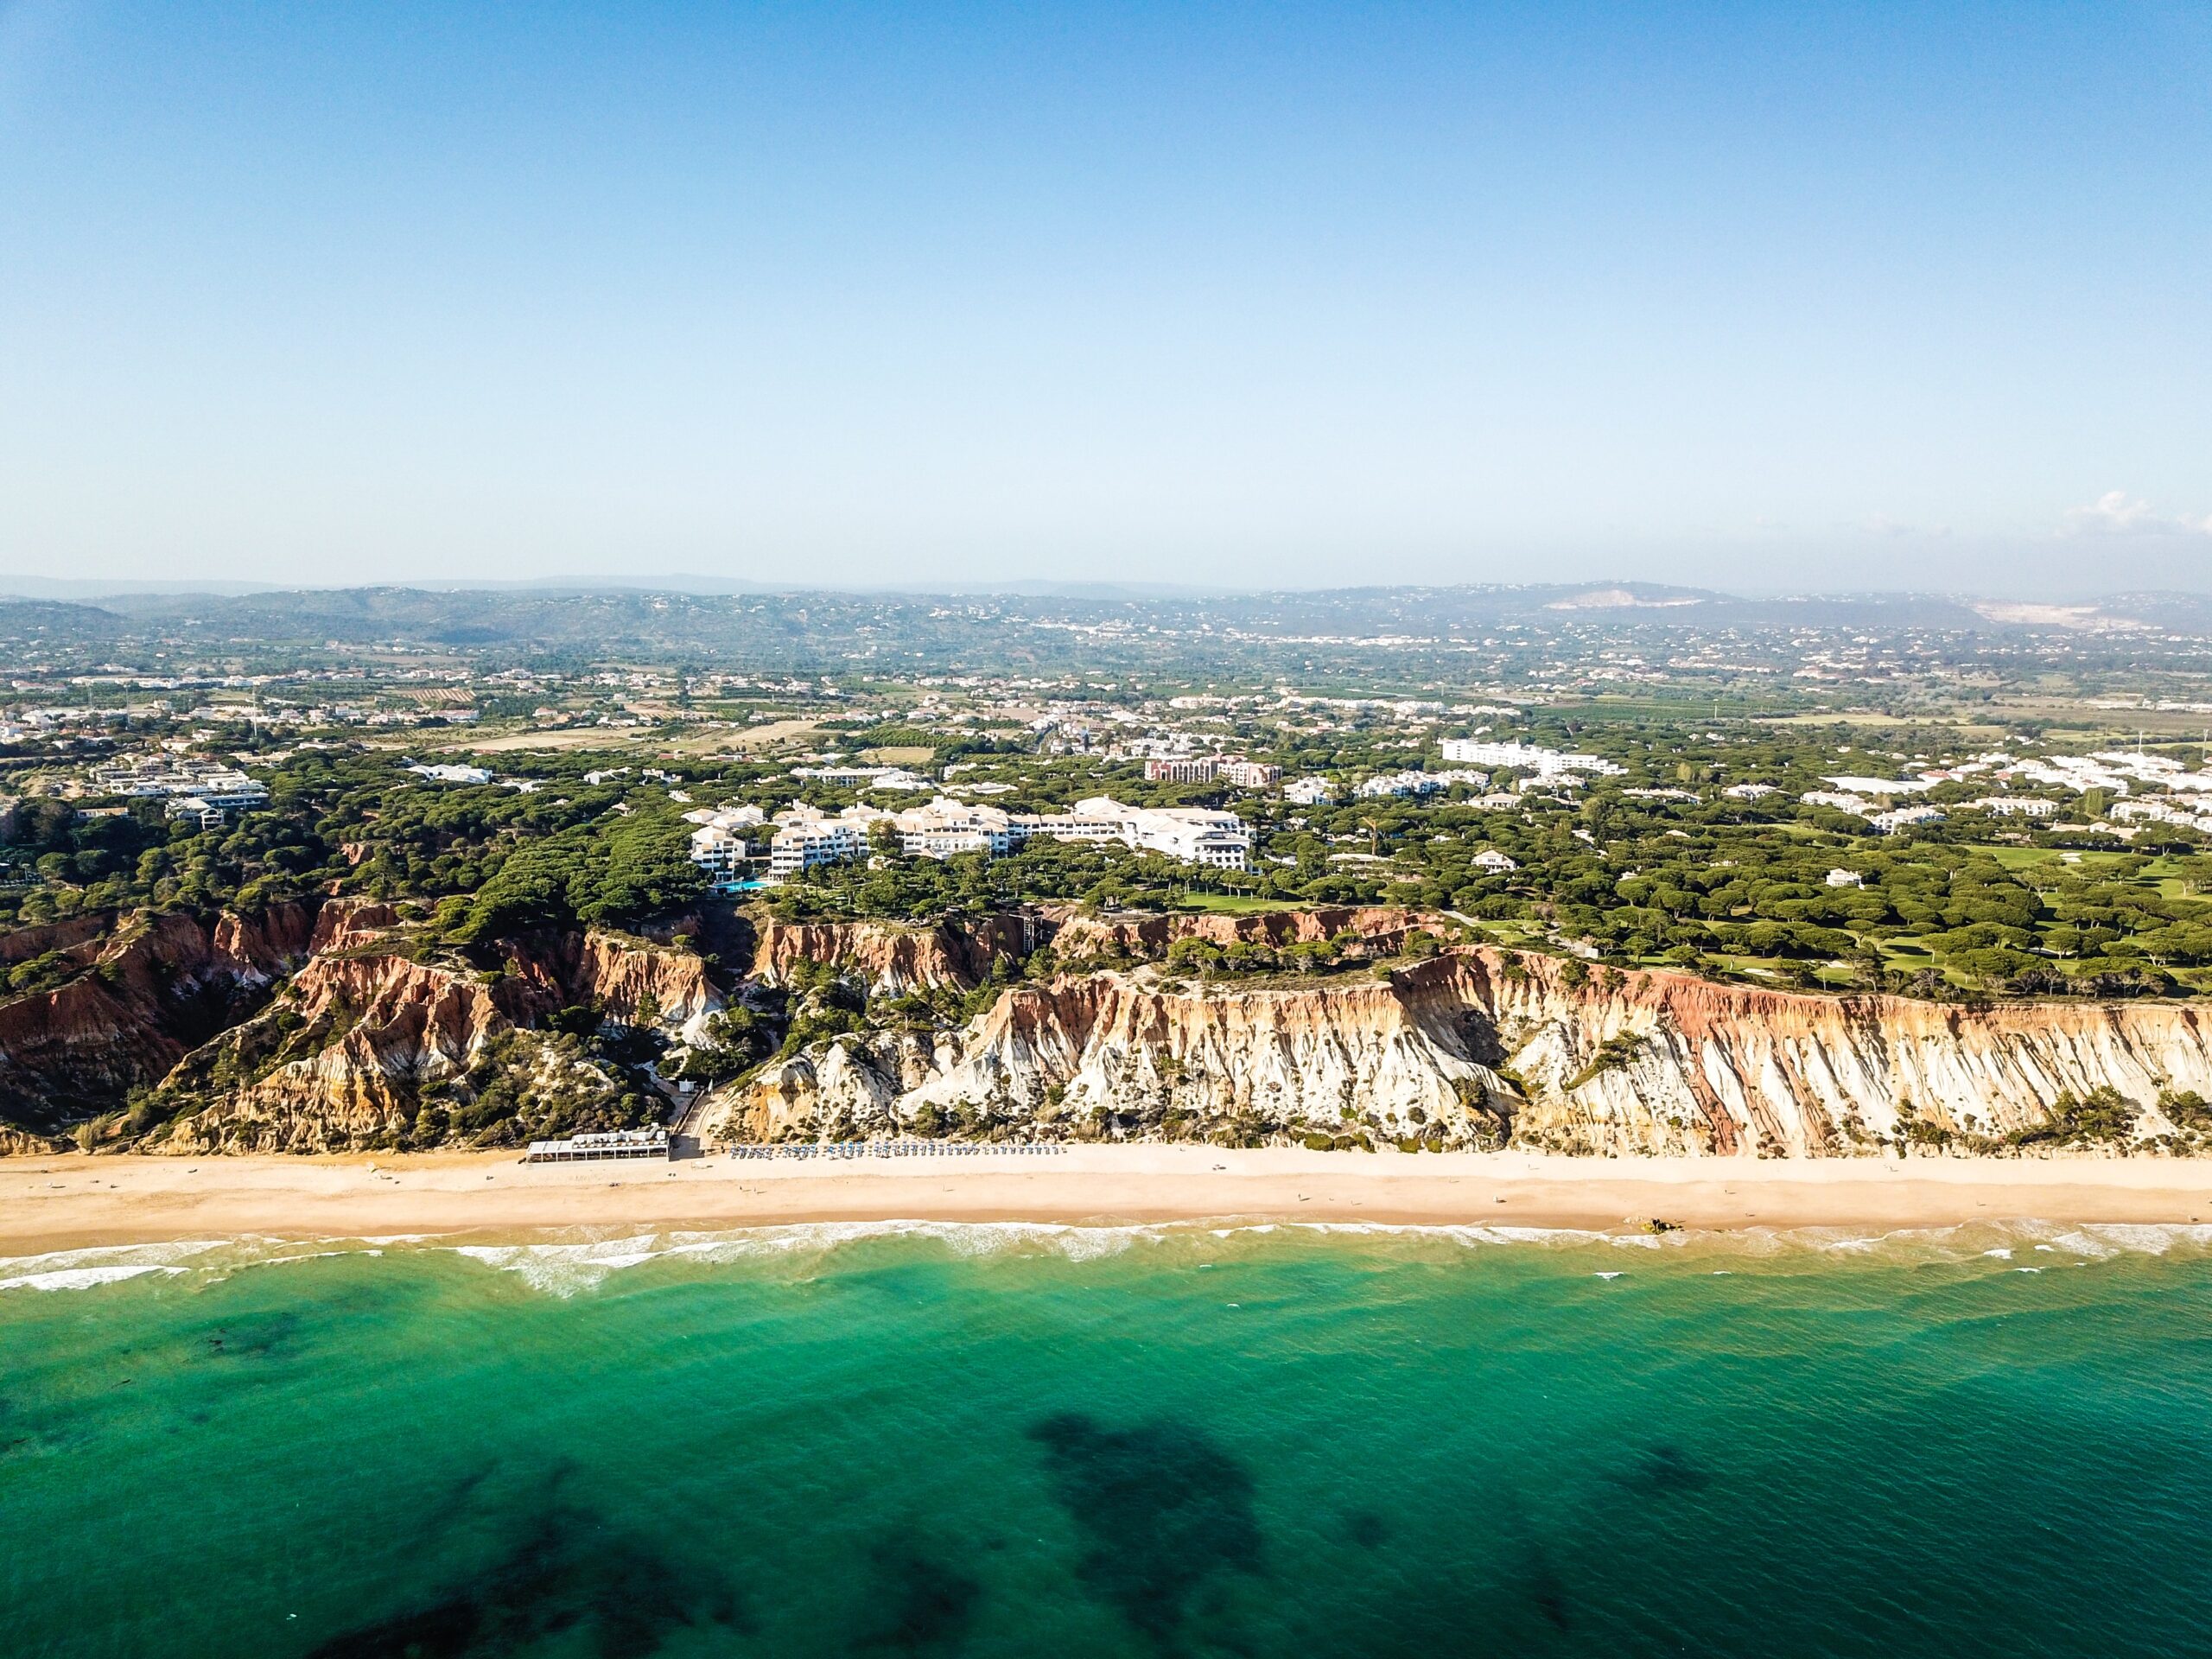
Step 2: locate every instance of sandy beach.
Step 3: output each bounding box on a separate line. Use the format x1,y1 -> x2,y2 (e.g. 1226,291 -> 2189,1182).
6,1145 -> 2212,1253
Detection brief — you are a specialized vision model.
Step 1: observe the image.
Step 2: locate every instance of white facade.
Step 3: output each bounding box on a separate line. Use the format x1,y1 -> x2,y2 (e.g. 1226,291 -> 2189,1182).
1355,767 -> 1491,799
767,819 -> 871,878
165,798 -> 226,830
1870,806 -> 1945,835
1823,774 -> 1940,796
91,756 -> 270,810
790,764 -> 931,791
191,772 -> 272,810
1284,776 -> 1338,805
1802,791 -> 1872,816
1440,740 -> 1623,778
1141,756 -> 1281,788
688,824 -> 759,881
892,798 -> 1016,858
702,794 -> 1253,878
1019,797 -> 1250,870
405,762 -> 493,786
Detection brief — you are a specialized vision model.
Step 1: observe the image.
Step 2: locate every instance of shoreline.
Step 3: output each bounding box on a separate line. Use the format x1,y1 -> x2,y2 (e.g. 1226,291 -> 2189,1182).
7,1147 -> 2212,1255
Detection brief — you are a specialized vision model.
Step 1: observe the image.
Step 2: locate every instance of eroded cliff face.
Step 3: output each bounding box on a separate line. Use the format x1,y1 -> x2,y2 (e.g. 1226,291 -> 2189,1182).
1457,950 -> 2212,1155
149,951 -> 539,1154
748,914 -> 1047,995
0,912 -> 110,968
582,931 -> 724,1041
742,906 -> 1437,1000
706,966 -> 1513,1147
705,942 -> 2212,1155
141,924 -> 723,1154
0,903 -> 317,1133
16,896 -> 2212,1158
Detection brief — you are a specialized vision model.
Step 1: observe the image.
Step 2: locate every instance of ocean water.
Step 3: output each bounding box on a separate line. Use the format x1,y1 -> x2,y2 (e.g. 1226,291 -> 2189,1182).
4,1223 -> 2212,1658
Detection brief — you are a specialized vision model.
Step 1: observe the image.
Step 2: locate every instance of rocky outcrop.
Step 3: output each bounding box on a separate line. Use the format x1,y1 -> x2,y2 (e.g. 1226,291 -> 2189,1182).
17,897 -> 2212,1159
569,931 -> 721,1041
143,929 -> 721,1154
704,939 -> 2212,1156
0,913 -> 110,968
308,897 -> 404,953
706,966 -> 1511,1147
742,906 -> 1438,999
0,904 -> 318,1131
1459,950 -> 2212,1155
913,966 -> 1507,1141
748,914 -> 1047,995
715,1032 -> 954,1143
149,950 -> 539,1154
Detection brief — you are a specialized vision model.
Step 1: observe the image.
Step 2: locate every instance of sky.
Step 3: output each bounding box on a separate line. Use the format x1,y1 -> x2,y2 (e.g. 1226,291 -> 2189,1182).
1,1 -> 2208,597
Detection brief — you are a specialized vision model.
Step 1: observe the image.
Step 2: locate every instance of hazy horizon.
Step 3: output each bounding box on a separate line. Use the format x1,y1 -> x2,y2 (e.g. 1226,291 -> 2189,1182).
3,3 -> 2208,596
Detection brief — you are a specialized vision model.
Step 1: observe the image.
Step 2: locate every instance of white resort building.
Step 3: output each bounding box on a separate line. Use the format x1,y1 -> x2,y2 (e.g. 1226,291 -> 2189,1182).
686,793 -> 1252,883
1440,740 -> 1624,779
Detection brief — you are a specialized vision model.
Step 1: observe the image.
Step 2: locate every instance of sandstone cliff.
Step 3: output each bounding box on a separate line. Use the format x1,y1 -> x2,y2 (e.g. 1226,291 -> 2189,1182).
748,913 -> 1046,995
743,906 -> 1437,998
567,929 -> 723,1040
15,897 -> 2212,1159
148,950 -> 537,1154
0,903 -> 317,1132
0,912 -> 110,968
707,941 -> 2212,1156
1461,950 -> 2212,1155
141,925 -> 722,1154
707,966 -> 1512,1147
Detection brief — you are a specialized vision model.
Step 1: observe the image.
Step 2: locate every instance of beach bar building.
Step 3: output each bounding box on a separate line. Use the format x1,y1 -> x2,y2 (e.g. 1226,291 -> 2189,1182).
524,1128 -> 671,1163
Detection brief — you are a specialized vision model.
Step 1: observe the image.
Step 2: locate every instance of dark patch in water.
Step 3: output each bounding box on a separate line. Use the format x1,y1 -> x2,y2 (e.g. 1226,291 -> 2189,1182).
194,1310 -> 308,1363
418,1460 -> 502,1534
303,1482 -> 752,1658
1342,1509 -> 1389,1549
854,1539 -> 981,1652
306,1598 -> 480,1659
1613,1443 -> 1712,1496
1027,1410 -> 1262,1648
1523,1539 -> 1571,1633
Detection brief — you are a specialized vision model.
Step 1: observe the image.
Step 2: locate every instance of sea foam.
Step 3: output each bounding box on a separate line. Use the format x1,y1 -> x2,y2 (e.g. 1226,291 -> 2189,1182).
11,1214 -> 2212,1295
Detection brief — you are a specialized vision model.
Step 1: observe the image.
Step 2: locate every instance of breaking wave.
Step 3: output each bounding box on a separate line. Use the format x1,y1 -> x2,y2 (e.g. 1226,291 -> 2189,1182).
9,1217 -> 2212,1296
0,1238 -> 228,1294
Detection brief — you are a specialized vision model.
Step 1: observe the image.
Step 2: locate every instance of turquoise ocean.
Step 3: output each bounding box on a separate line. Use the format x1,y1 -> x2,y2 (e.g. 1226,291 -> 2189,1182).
4,1219 -> 2211,1657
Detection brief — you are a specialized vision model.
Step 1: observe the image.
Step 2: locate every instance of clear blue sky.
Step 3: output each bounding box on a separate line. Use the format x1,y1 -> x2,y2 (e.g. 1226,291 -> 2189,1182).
2,2 -> 2207,594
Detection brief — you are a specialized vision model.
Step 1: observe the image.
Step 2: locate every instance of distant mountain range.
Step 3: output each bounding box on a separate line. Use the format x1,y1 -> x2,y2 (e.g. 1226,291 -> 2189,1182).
0,574 -> 1232,602
3,580 -> 2208,675
2,572 -> 2204,626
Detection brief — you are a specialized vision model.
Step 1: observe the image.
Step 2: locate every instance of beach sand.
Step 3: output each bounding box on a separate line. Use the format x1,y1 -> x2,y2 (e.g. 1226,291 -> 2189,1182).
7,1145 -> 2212,1253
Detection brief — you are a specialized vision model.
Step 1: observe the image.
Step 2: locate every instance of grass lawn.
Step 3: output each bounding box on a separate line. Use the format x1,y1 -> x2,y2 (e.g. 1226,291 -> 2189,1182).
1979,843 -> 2136,874
1168,892 -> 1304,915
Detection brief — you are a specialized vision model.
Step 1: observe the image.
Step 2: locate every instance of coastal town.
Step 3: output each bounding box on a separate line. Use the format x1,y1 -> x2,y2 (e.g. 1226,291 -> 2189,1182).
6,580 -> 2212,1176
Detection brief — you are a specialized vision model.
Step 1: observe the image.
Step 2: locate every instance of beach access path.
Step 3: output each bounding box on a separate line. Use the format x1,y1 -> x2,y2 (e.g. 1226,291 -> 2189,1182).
6,1146 -> 2212,1254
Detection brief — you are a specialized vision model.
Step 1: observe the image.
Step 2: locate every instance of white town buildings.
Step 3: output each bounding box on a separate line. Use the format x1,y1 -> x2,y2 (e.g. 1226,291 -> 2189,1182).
686,793 -> 1251,884
1440,740 -> 1624,779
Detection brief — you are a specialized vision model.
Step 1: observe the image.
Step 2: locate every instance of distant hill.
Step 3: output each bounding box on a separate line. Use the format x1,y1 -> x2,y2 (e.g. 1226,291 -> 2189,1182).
0,580 -> 2192,680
